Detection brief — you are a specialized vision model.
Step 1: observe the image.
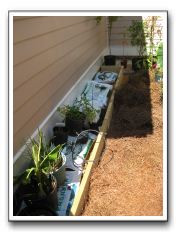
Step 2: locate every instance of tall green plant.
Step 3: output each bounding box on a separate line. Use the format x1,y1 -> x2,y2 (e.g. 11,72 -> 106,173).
129,17 -> 162,69
128,20 -> 147,57
95,16 -> 119,55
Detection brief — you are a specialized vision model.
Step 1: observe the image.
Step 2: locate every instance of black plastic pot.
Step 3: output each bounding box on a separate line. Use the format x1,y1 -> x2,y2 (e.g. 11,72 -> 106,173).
13,191 -> 23,216
104,55 -> 116,66
132,57 -> 142,71
18,205 -> 58,216
121,58 -> 127,68
51,126 -> 68,146
65,113 -> 86,135
132,57 -> 148,71
19,176 -> 58,212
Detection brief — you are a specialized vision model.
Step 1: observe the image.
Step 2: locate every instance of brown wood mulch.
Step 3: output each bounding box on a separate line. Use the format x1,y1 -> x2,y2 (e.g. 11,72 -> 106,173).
82,71 -> 163,216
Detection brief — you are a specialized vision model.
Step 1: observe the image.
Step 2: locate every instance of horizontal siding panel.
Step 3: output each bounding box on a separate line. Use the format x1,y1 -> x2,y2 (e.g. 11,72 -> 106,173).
111,28 -> 130,35
14,45 -> 104,152
111,39 -> 131,46
14,25 -> 102,90
14,29 -> 105,112
13,16 -> 107,153
107,16 -> 143,28
14,19 -> 96,65
14,16 -> 93,43
14,38 -> 105,135
111,34 -> 130,40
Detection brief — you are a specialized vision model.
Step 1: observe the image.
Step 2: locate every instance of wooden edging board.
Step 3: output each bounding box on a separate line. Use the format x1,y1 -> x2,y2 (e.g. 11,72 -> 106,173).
70,66 -> 124,216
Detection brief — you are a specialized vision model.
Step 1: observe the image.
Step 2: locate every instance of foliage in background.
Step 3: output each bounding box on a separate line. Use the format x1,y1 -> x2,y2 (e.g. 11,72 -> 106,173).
58,95 -> 97,124
156,42 -> 163,71
75,94 -> 98,124
58,104 -> 85,120
128,16 -> 163,70
144,16 -> 161,68
128,20 -> 147,57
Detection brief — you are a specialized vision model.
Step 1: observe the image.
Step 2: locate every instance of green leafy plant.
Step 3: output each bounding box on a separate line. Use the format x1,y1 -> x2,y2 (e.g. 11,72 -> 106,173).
145,16 -> 161,68
14,130 -> 63,198
128,20 -> 147,57
128,20 -> 149,70
156,42 -> 163,71
57,104 -> 85,121
76,95 -> 98,124
58,95 -> 97,124
129,17 -> 162,70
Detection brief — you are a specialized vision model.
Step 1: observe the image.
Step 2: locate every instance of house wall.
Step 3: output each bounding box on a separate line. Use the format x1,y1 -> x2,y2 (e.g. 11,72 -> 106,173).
13,16 -> 107,155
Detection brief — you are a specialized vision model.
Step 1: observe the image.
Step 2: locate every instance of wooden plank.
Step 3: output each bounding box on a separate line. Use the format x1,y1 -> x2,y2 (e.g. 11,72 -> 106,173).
70,67 -> 124,216
100,94 -> 115,133
114,66 -> 124,90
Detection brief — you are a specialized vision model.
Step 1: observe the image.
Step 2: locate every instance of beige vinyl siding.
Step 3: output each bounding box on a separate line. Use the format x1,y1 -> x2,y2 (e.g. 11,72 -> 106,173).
13,16 -> 107,154
110,16 -> 142,46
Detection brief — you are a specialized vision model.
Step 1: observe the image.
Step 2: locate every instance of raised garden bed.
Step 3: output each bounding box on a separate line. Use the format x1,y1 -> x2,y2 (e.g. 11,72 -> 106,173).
70,67 -> 124,216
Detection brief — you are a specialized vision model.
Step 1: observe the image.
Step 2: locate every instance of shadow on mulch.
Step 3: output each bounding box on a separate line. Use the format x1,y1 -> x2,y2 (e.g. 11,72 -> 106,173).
108,70 -> 153,139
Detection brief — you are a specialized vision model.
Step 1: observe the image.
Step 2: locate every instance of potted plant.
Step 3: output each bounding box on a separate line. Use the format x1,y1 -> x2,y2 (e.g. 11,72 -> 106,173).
57,104 -> 86,134
14,130 -> 66,214
58,95 -> 98,133
128,20 -> 147,71
46,143 -> 66,187
76,94 -> 98,125
96,16 -> 119,65
50,126 -> 68,147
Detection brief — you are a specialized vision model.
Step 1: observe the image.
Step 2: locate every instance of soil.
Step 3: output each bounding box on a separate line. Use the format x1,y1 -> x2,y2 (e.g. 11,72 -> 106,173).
82,70 -> 163,216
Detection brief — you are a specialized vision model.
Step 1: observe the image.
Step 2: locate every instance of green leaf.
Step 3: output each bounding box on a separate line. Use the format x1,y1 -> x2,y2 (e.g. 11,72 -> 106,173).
26,167 -> 35,180
40,144 -> 63,168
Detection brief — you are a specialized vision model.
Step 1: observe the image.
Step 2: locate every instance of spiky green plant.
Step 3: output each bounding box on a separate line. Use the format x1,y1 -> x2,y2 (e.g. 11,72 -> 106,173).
14,130 -> 63,198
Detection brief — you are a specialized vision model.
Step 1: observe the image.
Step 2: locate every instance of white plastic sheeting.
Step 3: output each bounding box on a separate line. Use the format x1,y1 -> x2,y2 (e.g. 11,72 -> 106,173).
56,133 -> 96,216
93,71 -> 118,84
76,81 -> 113,123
